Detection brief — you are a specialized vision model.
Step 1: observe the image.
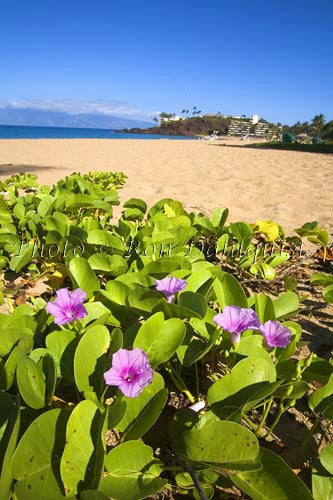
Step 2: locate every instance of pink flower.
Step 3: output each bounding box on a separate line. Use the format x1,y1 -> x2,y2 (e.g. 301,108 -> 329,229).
45,288 -> 87,325
104,348 -> 153,398
259,320 -> 291,348
155,276 -> 187,303
214,305 -> 260,344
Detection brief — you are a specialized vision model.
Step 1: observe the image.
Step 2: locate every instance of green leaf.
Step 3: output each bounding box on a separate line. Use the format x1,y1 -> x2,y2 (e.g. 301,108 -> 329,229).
0,328 -> 32,357
211,207 -> 229,228
16,355 -> 46,409
265,252 -> 290,268
176,420 -> 259,467
12,409 -> 69,500
302,357 -> 333,385
88,254 -> 128,276
45,329 -> 78,382
207,357 -> 276,420
283,275 -> 298,291
0,395 -> 20,499
237,335 -> 276,365
178,291 -> 207,319
312,461 -> 333,500
80,491 -> 109,500
177,322 -> 219,367
133,312 -> 185,368
323,284 -> 333,303
87,230 -> 125,254
0,345 -> 19,389
142,256 -> 189,276
100,440 -> 167,500
230,221 -> 253,243
310,273 -> 333,286
309,373 -> 333,418
254,294 -> 276,322
43,214 -> 68,237
117,372 -> 167,440
320,444 -> 333,475
213,273 -> 248,308
9,243 -> 35,272
123,198 -> 147,213
273,291 -> 299,320
232,446 -> 313,500
127,287 -> 164,314
184,269 -> 213,295
68,257 -> 100,298
250,263 -> 276,281
74,325 -> 113,402
60,400 -> 106,497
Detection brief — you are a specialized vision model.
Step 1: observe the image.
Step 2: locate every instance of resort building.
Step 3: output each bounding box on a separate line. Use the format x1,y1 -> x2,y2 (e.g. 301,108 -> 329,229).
159,115 -> 183,124
227,114 -> 280,139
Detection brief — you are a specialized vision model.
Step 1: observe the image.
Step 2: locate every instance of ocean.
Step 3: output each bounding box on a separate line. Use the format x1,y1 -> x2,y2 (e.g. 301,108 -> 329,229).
0,124 -> 196,140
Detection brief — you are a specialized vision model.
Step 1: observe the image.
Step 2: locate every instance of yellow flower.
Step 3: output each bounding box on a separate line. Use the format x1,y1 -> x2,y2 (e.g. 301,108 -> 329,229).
254,220 -> 280,241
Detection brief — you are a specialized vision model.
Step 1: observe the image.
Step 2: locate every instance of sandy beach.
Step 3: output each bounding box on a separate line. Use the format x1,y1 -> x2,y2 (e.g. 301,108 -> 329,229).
0,138 -> 332,236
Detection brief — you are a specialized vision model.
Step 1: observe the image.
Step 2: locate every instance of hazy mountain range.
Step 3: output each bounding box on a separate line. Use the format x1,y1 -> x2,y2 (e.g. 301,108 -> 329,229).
0,107 -> 154,130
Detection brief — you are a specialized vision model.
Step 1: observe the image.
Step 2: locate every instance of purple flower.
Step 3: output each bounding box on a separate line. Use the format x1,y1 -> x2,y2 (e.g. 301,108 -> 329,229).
259,320 -> 291,348
213,305 -> 260,344
104,348 -> 153,398
155,276 -> 187,303
45,288 -> 87,325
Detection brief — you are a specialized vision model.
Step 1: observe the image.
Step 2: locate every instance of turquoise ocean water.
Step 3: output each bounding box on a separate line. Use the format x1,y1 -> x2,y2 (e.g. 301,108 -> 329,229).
0,124 -> 196,140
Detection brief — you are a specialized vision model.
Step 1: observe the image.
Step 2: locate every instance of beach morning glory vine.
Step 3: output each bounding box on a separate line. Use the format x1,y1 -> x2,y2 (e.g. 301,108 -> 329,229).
214,305 -> 260,344
155,276 -> 187,303
45,288 -> 87,325
104,348 -> 153,398
260,320 -> 291,348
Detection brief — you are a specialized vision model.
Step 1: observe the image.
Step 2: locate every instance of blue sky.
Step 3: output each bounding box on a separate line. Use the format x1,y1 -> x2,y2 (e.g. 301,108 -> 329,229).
0,0 -> 332,124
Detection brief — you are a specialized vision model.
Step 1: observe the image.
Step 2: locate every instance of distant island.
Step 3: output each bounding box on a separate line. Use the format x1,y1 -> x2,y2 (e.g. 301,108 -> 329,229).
0,106 -> 154,130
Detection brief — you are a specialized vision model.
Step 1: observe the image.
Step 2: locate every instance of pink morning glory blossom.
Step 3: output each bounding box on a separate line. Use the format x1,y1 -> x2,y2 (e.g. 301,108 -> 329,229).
259,320 -> 291,348
104,348 -> 153,398
213,305 -> 260,344
45,288 -> 87,325
155,276 -> 187,303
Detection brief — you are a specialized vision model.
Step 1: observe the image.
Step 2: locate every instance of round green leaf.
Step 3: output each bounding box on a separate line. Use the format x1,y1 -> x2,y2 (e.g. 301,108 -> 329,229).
320,443 -> 333,475
16,355 -> 46,409
68,257 -> 100,299
116,372 -> 167,440
133,312 -> 185,368
74,325 -> 121,402
60,400 -> 106,497
11,409 -> 69,500
100,440 -> 167,500
177,420 -> 259,467
232,447 -> 313,500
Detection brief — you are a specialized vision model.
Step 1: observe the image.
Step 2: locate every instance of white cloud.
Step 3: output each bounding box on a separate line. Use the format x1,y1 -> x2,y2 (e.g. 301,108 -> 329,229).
0,99 -> 159,121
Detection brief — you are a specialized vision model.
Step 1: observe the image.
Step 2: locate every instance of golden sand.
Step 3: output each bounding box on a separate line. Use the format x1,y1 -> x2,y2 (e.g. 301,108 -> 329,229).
0,138 -> 332,235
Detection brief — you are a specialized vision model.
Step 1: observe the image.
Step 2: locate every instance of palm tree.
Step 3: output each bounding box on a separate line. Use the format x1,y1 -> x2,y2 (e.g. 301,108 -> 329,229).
311,114 -> 325,131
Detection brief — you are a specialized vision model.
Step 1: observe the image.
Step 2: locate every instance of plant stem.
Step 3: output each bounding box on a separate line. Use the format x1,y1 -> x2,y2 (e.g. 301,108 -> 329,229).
171,453 -> 208,500
165,363 -> 195,403
242,413 -> 257,431
194,363 -> 200,401
267,404 -> 285,436
256,398 -> 273,436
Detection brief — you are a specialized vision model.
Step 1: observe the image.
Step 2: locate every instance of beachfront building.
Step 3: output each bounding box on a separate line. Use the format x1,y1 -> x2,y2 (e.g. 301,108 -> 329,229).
159,115 -> 184,124
227,114 -> 277,138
